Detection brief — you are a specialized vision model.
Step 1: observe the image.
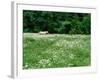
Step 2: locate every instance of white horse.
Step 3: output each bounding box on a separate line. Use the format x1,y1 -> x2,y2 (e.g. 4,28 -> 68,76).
39,31 -> 49,35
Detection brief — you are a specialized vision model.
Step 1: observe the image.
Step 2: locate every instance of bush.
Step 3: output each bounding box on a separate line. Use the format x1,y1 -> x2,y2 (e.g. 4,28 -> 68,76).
23,10 -> 91,34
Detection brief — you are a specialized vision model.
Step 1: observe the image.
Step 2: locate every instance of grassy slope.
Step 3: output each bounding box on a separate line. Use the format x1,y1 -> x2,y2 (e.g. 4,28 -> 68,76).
23,33 -> 91,69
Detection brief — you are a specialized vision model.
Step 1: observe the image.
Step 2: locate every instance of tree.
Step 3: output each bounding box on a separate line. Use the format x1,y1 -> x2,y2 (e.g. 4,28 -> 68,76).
23,10 -> 91,34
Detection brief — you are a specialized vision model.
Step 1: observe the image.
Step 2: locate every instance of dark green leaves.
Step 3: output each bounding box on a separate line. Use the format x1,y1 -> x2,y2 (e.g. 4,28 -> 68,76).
23,10 -> 91,34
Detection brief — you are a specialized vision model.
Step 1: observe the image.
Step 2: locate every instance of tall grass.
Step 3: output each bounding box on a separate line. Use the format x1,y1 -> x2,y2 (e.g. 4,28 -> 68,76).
23,33 -> 91,69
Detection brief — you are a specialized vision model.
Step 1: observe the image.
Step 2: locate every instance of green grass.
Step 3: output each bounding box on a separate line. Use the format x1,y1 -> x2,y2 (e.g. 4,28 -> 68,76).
23,33 -> 91,69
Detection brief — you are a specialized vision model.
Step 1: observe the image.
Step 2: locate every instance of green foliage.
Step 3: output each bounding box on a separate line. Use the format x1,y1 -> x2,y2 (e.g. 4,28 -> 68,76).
23,33 -> 90,69
23,10 -> 91,34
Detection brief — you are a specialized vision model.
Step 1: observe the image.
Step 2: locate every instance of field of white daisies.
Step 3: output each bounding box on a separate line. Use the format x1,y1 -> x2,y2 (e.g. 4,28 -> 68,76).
23,33 -> 91,69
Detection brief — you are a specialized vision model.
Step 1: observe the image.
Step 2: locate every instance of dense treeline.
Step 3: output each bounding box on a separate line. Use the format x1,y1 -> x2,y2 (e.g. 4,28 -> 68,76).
23,10 -> 91,34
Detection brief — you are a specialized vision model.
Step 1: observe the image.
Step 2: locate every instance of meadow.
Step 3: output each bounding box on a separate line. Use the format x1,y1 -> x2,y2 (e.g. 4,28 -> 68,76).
23,33 -> 91,69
